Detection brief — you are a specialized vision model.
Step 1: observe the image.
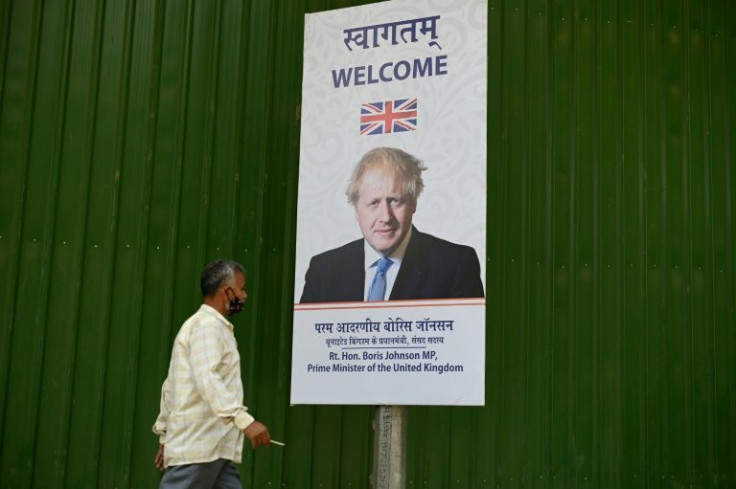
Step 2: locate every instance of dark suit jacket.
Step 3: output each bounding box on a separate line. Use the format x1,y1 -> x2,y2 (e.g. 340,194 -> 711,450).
300,228 -> 484,303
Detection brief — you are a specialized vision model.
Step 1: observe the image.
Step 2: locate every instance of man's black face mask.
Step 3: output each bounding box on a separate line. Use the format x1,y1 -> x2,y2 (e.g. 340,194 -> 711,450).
226,287 -> 245,316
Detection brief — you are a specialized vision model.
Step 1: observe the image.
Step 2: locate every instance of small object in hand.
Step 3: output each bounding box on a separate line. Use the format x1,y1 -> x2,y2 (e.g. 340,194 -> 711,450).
270,440 -> 285,446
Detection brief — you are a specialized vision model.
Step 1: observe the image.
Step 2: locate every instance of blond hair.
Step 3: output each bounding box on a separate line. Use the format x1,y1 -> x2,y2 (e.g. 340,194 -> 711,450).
346,147 -> 426,205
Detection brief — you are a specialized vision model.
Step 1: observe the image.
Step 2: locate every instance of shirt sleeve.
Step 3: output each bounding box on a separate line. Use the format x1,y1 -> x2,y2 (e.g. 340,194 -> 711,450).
188,321 -> 255,431
152,377 -> 170,443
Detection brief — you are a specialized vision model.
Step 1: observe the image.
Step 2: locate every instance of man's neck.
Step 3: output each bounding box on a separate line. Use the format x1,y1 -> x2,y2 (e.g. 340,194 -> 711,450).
203,296 -> 228,317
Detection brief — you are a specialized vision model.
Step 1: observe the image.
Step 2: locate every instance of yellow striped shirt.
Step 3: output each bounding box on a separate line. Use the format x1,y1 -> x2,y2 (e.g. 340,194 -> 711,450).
153,304 -> 255,467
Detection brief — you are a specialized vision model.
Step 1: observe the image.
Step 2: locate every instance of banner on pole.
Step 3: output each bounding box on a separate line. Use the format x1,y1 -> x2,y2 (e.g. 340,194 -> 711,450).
292,0 -> 488,405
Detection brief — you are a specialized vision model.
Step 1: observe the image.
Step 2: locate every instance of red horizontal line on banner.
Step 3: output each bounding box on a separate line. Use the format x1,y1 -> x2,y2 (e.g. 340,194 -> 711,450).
293,298 -> 485,311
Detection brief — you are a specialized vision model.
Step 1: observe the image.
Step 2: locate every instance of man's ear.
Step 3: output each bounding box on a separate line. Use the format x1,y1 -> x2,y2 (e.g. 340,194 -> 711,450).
220,284 -> 231,307
219,284 -> 229,301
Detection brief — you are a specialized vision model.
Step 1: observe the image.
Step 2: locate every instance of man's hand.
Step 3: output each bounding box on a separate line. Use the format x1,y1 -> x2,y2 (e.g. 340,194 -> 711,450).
154,443 -> 165,471
243,421 -> 271,449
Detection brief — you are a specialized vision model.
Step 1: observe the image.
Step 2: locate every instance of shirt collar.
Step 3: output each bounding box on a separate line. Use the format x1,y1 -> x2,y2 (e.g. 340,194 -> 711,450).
199,303 -> 234,332
363,226 -> 413,271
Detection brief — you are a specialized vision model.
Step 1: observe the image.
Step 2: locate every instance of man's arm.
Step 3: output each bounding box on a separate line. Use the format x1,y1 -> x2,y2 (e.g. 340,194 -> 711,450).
300,256 -> 322,303
300,243 -> 366,303
152,377 -> 170,442
449,246 -> 485,298
152,378 -> 170,470
154,444 -> 165,471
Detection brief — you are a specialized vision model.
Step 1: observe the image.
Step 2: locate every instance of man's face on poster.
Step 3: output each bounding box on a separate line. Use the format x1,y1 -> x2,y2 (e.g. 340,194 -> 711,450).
354,166 -> 416,256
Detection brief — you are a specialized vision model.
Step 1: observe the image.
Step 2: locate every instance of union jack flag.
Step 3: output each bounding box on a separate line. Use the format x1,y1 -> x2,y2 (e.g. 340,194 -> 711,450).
360,98 -> 418,136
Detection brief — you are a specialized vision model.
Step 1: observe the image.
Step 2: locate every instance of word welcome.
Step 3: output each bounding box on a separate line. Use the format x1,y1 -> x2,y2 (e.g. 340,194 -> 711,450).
331,55 -> 448,88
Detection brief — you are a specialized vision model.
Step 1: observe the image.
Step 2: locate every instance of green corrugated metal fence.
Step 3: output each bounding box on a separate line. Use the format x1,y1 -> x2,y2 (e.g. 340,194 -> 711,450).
1,0 -> 734,487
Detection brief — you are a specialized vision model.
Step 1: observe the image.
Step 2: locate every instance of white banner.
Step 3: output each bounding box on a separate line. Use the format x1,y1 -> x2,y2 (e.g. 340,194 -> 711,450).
292,0 -> 487,405
292,299 -> 485,405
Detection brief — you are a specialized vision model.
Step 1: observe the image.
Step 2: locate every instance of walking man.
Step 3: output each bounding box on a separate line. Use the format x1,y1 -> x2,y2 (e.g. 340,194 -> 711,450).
153,259 -> 270,488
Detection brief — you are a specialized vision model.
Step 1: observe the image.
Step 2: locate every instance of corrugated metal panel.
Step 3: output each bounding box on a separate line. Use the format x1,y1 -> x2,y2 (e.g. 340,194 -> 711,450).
0,0 -> 733,488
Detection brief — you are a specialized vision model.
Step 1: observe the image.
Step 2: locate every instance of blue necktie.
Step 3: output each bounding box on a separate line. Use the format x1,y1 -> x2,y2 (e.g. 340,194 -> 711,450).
367,258 -> 393,301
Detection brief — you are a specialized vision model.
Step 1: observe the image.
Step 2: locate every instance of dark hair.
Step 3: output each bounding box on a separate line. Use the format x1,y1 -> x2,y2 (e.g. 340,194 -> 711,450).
200,260 -> 245,297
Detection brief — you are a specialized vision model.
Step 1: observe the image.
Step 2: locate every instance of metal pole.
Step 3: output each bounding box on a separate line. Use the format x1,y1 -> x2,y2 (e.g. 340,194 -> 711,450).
372,405 -> 407,489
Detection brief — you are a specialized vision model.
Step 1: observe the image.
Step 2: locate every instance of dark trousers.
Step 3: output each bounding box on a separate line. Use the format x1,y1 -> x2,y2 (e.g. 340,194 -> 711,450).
160,458 -> 241,489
